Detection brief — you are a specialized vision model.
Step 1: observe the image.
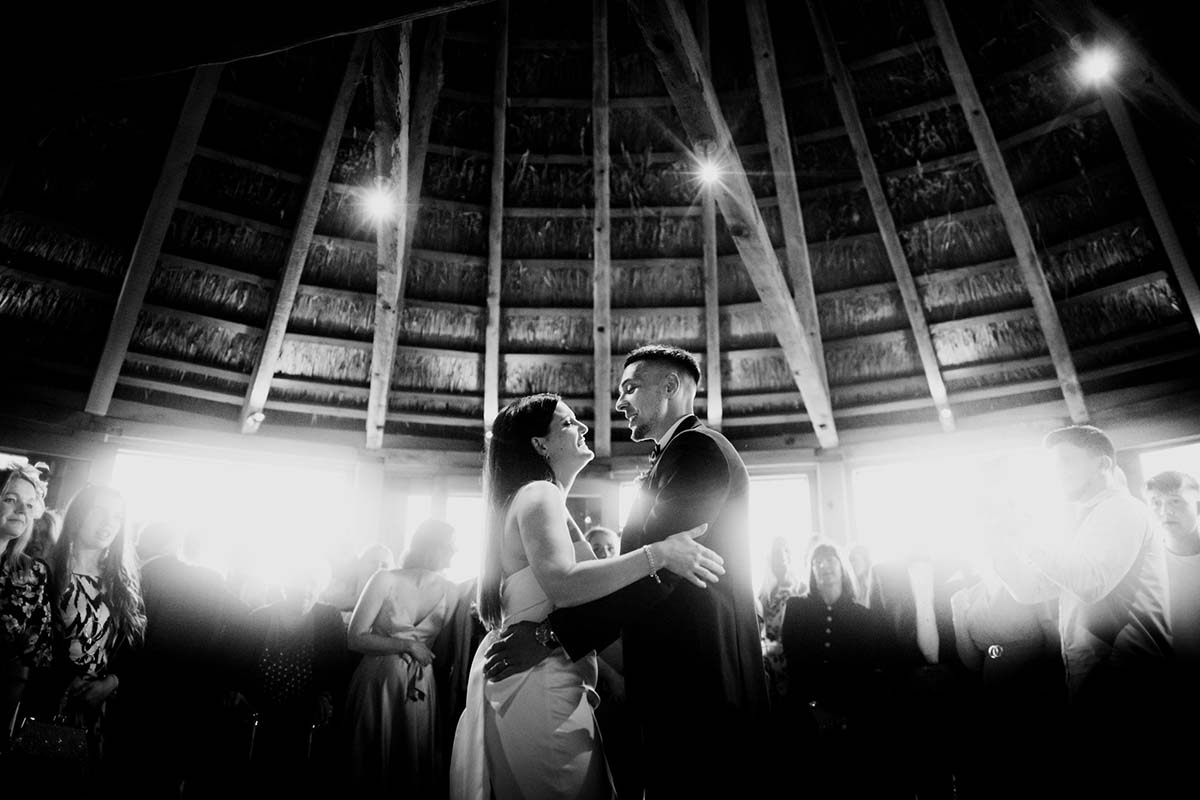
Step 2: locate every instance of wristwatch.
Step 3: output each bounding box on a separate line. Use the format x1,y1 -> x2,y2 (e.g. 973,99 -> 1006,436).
535,619 -> 561,649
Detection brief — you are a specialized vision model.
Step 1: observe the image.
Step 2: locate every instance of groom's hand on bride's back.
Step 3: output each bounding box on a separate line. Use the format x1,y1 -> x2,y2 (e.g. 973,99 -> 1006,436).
483,620 -> 550,682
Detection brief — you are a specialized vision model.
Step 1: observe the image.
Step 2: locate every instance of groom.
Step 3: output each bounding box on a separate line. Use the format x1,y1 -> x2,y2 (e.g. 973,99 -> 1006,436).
484,344 -> 768,797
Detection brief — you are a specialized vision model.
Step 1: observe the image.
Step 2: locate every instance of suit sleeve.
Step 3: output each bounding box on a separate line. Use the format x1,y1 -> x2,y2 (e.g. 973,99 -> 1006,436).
549,431 -> 731,660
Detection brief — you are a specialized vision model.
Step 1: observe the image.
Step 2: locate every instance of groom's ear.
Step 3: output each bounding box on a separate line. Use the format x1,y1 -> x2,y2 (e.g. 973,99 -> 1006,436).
663,372 -> 679,395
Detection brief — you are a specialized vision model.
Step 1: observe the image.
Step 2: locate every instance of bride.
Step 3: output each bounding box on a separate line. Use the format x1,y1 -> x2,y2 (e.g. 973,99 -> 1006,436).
450,393 -> 725,799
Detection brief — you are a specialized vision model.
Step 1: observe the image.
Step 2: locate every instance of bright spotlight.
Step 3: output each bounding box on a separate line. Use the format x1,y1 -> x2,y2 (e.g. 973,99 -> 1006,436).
698,160 -> 722,185
363,185 -> 397,222
1076,45 -> 1118,85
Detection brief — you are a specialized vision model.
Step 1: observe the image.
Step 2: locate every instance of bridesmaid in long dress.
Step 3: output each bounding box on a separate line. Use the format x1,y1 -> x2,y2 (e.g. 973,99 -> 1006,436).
345,519 -> 458,793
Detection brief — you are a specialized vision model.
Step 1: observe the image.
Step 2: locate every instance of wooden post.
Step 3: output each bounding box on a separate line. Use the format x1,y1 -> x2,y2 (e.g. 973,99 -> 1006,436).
746,0 -> 827,392
592,0 -> 613,456
925,0 -> 1089,424
86,66 -> 223,416
483,1 -> 509,432
403,16 -> 448,295
630,0 -> 838,448
1101,92 -> 1200,337
696,0 -> 723,431
808,0 -> 955,432
242,35 -> 369,433
366,26 -> 413,449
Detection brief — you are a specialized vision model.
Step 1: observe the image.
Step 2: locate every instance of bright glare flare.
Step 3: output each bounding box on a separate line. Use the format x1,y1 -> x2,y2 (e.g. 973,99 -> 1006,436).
363,186 -> 397,222
1076,46 -> 1118,85
697,160 -> 722,185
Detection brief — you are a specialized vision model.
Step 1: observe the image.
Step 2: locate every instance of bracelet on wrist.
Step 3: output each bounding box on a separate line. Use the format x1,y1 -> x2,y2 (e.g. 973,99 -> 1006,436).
643,545 -> 662,584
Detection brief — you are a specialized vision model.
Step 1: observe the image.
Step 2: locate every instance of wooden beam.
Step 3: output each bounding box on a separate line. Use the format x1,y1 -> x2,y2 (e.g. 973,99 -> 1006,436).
746,0 -> 827,394
807,0 -> 955,433
1101,94 -> 1200,337
402,16 -> 447,298
483,1 -> 509,431
592,0 -> 613,457
86,66 -> 222,416
366,27 -> 414,449
629,0 -> 837,447
695,0 -> 723,431
924,0 -> 1089,424
241,35 -> 369,434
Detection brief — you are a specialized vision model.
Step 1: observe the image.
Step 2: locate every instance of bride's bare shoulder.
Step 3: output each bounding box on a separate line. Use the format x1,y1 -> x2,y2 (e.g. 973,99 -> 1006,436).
510,479 -> 562,510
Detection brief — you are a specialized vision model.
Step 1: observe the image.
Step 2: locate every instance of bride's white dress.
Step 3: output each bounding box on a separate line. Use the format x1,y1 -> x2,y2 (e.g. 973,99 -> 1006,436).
449,540 -> 614,800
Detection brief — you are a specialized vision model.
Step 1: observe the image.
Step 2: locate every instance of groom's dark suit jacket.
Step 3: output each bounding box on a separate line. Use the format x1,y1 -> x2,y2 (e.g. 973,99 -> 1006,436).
550,415 -> 768,793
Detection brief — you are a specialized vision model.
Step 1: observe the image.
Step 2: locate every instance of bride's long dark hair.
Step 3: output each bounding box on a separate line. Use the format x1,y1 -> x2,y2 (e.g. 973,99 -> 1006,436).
477,393 -> 559,630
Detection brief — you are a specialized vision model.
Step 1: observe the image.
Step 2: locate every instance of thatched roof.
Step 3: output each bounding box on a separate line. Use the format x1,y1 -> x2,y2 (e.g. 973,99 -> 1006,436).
2,0 -> 1198,453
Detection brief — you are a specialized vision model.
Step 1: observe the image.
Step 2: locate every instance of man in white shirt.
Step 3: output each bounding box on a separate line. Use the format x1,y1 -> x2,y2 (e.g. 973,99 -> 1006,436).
1146,470 -> 1200,663
988,425 -> 1171,794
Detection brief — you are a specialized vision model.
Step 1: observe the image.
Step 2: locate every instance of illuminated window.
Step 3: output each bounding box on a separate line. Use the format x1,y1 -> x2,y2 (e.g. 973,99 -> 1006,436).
109,449 -> 353,585
443,494 -> 485,584
1140,441 -> 1200,485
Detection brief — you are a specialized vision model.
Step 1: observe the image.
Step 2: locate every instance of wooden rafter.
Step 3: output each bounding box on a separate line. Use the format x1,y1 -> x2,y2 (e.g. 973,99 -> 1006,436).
241,34 -> 369,434
695,0 -> 723,431
925,0 -> 1089,424
746,0 -> 827,393
366,26 -> 413,449
807,0 -> 955,432
629,0 -> 838,448
483,1 -> 509,431
85,66 -> 222,417
592,0 -> 613,456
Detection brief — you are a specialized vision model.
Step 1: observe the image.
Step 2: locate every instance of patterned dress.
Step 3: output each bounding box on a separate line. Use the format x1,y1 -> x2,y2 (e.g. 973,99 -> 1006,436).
0,550 -> 53,671
57,573 -> 117,679
758,576 -> 803,707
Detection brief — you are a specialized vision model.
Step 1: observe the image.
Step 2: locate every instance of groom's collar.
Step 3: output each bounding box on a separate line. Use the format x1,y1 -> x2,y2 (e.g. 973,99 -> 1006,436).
655,414 -> 698,450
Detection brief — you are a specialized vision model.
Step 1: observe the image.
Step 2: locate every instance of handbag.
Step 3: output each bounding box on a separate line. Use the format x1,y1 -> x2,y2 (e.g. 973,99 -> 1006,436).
8,696 -> 93,769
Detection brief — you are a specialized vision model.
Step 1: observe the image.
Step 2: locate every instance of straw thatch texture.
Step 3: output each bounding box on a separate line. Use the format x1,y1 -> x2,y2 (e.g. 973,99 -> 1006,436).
782,85 -> 842,135
809,236 -> 893,292
503,356 -> 592,396
502,260 -> 591,306
123,358 -> 247,396
798,188 -> 877,239
1005,113 -> 1118,192
503,309 -> 592,353
717,256 -> 760,304
332,137 -> 376,185
819,285 -> 907,339
316,188 -> 378,242
722,93 -> 766,146
720,304 -> 777,349
869,106 -> 971,168
943,362 -> 1056,394
302,239 -> 377,292
414,204 -> 487,253
722,351 -> 795,393
201,96 -> 318,174
610,107 -> 688,155
289,288 -> 374,339
792,137 -> 859,189
504,217 -> 591,259
509,47 -> 590,98
399,302 -> 486,349
1021,167 -> 1138,244
408,252 -> 486,304
824,334 -> 922,383
614,259 -> 704,307
269,382 -> 367,409
1059,278 -> 1183,346
0,213 -> 127,286
723,392 -> 805,416
614,307 -> 705,352
613,213 -> 705,259
823,0 -> 932,62
854,48 -> 951,119
886,164 -> 992,225
430,96 -> 493,151
131,310 -> 260,373
981,64 -> 1079,139
610,48 -> 666,98
900,210 -> 1012,276
425,151 -> 492,204
393,350 -> 483,392
164,209 -> 287,278
832,375 -> 930,408
276,339 -> 370,383
183,156 -> 301,226
507,108 -> 591,155
950,2 -> 1061,76
932,315 -> 1045,367
507,158 -> 592,208
391,392 -> 482,418
148,264 -> 271,325
1042,222 -> 1158,294
0,272 -> 108,358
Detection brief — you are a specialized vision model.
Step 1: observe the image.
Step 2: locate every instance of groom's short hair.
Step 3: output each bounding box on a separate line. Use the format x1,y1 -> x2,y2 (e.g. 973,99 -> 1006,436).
625,344 -> 701,385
